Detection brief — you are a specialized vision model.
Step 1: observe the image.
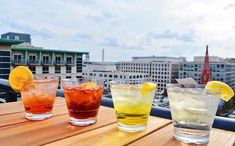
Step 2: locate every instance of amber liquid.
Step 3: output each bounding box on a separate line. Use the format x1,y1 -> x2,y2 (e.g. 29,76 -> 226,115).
64,87 -> 103,119
23,96 -> 55,114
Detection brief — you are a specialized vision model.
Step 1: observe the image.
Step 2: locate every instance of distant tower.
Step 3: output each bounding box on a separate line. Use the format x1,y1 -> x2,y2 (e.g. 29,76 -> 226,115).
102,48 -> 104,63
200,45 -> 211,84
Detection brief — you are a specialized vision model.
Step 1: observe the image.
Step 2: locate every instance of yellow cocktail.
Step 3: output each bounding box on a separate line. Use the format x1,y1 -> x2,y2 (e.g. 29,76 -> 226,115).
111,82 -> 157,132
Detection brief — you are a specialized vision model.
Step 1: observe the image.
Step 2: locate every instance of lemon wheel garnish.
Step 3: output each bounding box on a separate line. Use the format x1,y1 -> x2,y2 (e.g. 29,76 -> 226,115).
8,66 -> 34,92
141,82 -> 157,96
205,81 -> 234,102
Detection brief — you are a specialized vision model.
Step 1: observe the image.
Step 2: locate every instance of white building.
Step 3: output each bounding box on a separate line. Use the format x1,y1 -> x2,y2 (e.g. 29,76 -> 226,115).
11,45 -> 89,88
132,56 -> 186,62
82,62 -> 149,87
120,56 -> 183,90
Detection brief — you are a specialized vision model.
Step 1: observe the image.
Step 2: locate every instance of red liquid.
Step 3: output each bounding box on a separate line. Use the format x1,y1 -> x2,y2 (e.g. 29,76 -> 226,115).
63,86 -> 103,119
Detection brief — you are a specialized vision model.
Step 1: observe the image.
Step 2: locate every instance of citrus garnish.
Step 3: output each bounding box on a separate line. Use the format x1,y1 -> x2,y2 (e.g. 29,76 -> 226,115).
141,82 -> 157,96
9,66 -> 33,92
205,81 -> 234,102
80,82 -> 97,89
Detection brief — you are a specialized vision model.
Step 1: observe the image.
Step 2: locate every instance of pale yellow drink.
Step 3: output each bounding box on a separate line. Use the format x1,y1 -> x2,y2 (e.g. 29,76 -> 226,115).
111,82 -> 156,132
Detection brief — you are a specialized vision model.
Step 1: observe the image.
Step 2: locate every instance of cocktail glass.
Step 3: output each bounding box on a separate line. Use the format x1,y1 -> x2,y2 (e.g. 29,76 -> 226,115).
62,79 -> 103,126
20,77 -> 59,120
110,80 -> 156,132
167,84 -> 221,144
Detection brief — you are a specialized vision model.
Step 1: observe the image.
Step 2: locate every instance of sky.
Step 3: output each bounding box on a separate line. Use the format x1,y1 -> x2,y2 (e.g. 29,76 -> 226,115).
1,0 -> 235,62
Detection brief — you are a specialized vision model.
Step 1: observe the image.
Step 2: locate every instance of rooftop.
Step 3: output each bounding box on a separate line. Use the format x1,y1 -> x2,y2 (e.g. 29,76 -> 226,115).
11,46 -> 89,54
0,38 -> 24,45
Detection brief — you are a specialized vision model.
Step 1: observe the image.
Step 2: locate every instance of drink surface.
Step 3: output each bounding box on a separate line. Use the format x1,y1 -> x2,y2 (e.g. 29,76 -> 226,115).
63,86 -> 103,119
111,84 -> 155,125
167,88 -> 220,129
21,80 -> 58,114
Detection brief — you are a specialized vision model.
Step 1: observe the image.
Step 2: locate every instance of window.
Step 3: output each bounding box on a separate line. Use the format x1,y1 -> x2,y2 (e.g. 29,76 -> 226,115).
29,55 -> 36,61
29,66 -> 36,74
55,56 -> 61,63
114,75 -> 118,78
66,57 -> 72,64
42,66 -> 49,74
99,74 -> 102,77
55,66 -> 61,73
66,76 -> 71,79
104,74 -> 107,77
66,66 -> 71,73
43,56 -> 49,61
14,54 -> 22,61
109,74 -> 112,78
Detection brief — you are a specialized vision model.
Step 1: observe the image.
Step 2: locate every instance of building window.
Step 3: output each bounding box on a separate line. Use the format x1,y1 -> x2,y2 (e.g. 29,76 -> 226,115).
43,56 -> 49,61
104,74 -> 107,77
55,66 -> 61,73
29,66 -> 36,74
109,74 -> 112,78
114,75 -> 118,78
29,55 -> 36,61
66,76 -> 71,79
42,66 -> 49,74
99,74 -> 102,77
55,56 -> 61,63
66,66 -> 71,73
14,54 -> 22,61
66,57 -> 72,64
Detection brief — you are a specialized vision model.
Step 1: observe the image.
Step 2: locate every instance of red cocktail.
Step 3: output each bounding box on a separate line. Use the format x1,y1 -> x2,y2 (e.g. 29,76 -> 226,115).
62,79 -> 103,126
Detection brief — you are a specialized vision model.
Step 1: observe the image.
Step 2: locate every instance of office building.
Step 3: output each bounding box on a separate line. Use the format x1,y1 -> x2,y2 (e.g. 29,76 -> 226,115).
179,57 -> 235,89
120,56 -> 183,90
0,38 -> 23,79
132,56 -> 186,62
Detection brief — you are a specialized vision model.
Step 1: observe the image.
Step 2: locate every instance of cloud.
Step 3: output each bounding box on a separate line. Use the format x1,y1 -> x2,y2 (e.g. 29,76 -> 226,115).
153,30 -> 194,42
0,0 -> 234,61
224,3 -> 235,9
99,37 -> 120,47
1,19 -> 55,39
74,33 -> 93,42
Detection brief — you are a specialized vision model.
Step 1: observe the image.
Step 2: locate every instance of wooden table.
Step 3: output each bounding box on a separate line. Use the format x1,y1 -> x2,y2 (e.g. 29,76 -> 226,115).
0,98 -> 234,146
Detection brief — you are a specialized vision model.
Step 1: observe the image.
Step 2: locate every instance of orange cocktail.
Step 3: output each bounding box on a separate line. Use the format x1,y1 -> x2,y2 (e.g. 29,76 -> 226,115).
62,79 -> 103,126
20,78 -> 58,120
9,66 -> 59,120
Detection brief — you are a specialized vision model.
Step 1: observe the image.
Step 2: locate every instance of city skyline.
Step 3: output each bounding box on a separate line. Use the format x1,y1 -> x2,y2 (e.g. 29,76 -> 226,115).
1,0 -> 235,61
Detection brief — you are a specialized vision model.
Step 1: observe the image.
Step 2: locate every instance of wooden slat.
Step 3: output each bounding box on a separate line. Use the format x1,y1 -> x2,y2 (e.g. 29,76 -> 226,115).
0,97 -> 65,115
0,106 -> 116,146
128,124 -> 235,146
0,105 -> 68,127
45,116 -> 171,146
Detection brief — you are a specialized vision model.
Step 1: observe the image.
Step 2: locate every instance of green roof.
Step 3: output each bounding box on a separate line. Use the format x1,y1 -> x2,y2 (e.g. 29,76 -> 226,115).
0,38 -> 24,45
11,46 -> 89,54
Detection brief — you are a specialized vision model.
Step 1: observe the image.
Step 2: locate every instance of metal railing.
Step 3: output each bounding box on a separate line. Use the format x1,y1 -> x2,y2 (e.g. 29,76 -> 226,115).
54,60 -> 65,65
11,59 -> 25,65
41,60 -> 53,65
65,60 -> 75,65
28,60 -> 40,65
0,78 -> 235,131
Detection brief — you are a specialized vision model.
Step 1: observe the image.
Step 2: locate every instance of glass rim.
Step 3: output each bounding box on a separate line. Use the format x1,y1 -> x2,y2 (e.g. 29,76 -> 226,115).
19,76 -> 59,84
166,83 -> 222,94
61,78 -> 104,82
